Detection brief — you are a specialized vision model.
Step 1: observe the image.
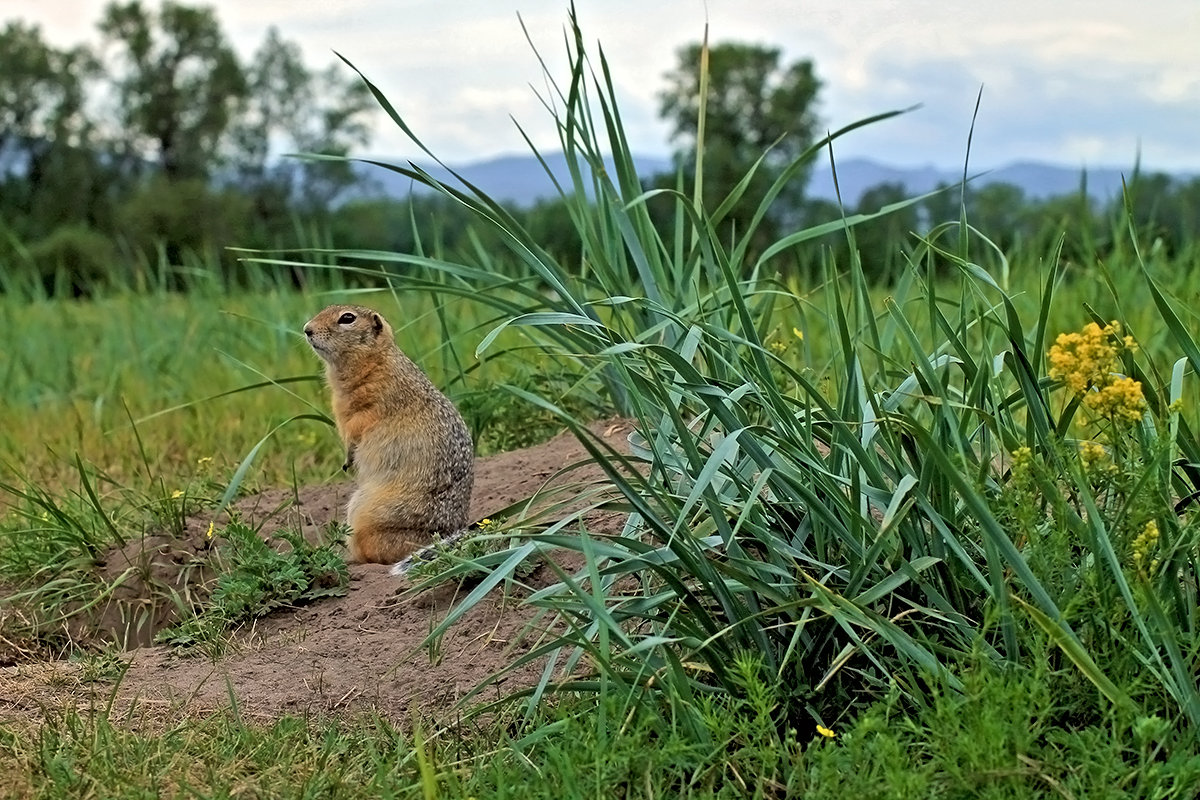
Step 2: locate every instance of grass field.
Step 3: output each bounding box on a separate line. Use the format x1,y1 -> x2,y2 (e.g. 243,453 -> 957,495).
5,253 -> 1200,796
7,13 -> 1200,798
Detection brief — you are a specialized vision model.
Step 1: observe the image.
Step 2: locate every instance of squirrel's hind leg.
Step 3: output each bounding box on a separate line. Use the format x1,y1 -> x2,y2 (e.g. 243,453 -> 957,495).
346,491 -> 429,564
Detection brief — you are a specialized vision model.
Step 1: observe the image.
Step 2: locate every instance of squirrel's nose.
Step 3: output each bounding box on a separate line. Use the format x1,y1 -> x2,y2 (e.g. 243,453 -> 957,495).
303,326 -> 314,338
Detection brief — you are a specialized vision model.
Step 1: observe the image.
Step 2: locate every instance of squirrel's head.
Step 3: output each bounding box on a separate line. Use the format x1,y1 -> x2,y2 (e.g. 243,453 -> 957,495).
304,305 -> 394,363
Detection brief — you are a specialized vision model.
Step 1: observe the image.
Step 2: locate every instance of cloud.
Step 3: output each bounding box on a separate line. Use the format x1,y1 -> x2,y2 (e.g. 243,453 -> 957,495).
810,15 -> 1200,170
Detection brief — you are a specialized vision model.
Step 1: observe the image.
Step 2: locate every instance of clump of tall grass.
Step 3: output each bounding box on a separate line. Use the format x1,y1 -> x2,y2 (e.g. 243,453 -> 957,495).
265,8 -> 1200,743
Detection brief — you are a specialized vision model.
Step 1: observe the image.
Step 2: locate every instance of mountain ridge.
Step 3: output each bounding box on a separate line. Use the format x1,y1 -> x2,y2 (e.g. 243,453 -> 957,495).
355,152 -> 1194,208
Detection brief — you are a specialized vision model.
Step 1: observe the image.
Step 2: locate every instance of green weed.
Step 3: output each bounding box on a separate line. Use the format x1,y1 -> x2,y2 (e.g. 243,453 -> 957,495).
155,521 -> 348,657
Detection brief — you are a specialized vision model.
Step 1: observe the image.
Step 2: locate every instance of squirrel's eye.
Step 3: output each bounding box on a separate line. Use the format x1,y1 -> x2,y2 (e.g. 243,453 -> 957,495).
337,312 -> 356,325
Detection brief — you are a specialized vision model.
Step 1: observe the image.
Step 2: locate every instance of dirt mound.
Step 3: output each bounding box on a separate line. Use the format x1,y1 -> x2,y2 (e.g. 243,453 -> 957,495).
100,418 -> 635,723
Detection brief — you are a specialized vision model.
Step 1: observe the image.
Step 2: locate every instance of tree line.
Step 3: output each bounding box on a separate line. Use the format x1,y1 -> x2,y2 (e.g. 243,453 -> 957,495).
0,1 -> 374,292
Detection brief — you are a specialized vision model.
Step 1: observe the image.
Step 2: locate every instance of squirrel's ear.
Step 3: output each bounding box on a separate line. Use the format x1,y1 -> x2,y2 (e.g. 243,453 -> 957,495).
371,313 -> 384,335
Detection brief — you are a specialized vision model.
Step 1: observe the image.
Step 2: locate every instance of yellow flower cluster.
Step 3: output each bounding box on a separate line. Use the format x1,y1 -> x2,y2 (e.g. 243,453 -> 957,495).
1131,519 -> 1159,570
1048,321 -> 1131,393
1048,321 -> 1145,423
1087,377 -> 1146,424
1078,439 -> 1108,469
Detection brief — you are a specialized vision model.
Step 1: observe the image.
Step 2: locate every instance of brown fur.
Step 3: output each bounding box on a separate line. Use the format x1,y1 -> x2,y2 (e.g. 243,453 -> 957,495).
304,304 -> 474,563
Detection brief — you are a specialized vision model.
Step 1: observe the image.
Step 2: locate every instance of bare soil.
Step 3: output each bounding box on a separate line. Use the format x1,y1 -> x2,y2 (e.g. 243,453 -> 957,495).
0,419 -> 634,727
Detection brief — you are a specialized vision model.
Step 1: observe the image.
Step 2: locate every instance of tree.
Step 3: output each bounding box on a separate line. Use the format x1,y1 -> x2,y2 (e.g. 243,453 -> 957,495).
658,42 -> 821,247
290,62 -> 375,211
966,182 -> 1029,251
852,181 -> 919,280
0,22 -> 94,158
227,27 -> 309,192
99,0 -> 246,180
228,27 -> 376,218
0,22 -> 108,239
921,181 -> 962,230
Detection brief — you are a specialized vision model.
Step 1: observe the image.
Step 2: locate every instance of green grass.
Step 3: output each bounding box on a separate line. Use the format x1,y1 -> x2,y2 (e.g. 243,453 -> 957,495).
5,656 -> 1200,799
298,16 -> 1200,748
0,287 -> 603,499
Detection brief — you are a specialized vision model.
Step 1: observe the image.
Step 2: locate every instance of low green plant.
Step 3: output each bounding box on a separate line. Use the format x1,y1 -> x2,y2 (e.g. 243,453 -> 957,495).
67,644 -> 128,684
156,521 -> 348,656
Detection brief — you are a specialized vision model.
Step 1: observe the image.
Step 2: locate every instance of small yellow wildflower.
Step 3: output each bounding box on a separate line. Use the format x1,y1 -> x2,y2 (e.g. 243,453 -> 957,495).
1085,376 -> 1145,424
1078,440 -> 1108,469
1049,321 -> 1145,423
171,490 -> 184,499
816,724 -> 836,738
206,521 -> 215,539
1132,520 -> 1159,570
1048,321 -> 1130,395
768,340 -> 788,354
1009,446 -> 1035,486
792,327 -> 804,341
1169,398 -> 1184,415
196,456 -> 213,466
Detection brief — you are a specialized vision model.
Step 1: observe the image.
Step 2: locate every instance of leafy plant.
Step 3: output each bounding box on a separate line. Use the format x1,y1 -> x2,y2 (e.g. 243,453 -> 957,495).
156,521 -> 347,656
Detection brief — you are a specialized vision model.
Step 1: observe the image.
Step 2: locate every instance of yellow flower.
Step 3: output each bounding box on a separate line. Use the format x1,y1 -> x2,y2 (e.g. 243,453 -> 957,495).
1049,321 -> 1145,423
1078,439 -> 1108,469
1132,520 -> 1159,573
816,724 -> 836,738
171,490 -> 184,499
196,456 -> 213,466
1048,321 -> 1125,396
792,327 -> 804,341
1085,376 -> 1145,424
206,521 -> 215,539
768,340 -> 788,354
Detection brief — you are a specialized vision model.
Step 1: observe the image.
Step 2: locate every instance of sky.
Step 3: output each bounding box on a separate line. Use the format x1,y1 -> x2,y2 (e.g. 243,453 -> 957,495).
6,0 -> 1200,172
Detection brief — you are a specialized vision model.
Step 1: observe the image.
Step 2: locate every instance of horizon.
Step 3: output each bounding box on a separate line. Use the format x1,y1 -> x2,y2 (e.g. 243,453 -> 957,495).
371,148 -> 1196,177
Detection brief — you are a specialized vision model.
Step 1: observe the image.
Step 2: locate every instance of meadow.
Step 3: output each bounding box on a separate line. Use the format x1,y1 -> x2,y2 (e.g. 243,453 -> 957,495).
6,17 -> 1200,800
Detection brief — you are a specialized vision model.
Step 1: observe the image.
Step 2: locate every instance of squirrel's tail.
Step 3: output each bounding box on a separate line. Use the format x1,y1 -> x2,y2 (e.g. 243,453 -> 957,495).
389,529 -> 468,577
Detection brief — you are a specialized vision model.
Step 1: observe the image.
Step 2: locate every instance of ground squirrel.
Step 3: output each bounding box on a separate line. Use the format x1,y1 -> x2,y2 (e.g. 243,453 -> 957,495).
304,304 -> 474,569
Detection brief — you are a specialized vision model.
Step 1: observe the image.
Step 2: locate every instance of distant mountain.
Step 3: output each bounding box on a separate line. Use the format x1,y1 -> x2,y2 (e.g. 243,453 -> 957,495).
352,152 -> 1189,208
353,152 -> 672,207
805,158 -> 1160,205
